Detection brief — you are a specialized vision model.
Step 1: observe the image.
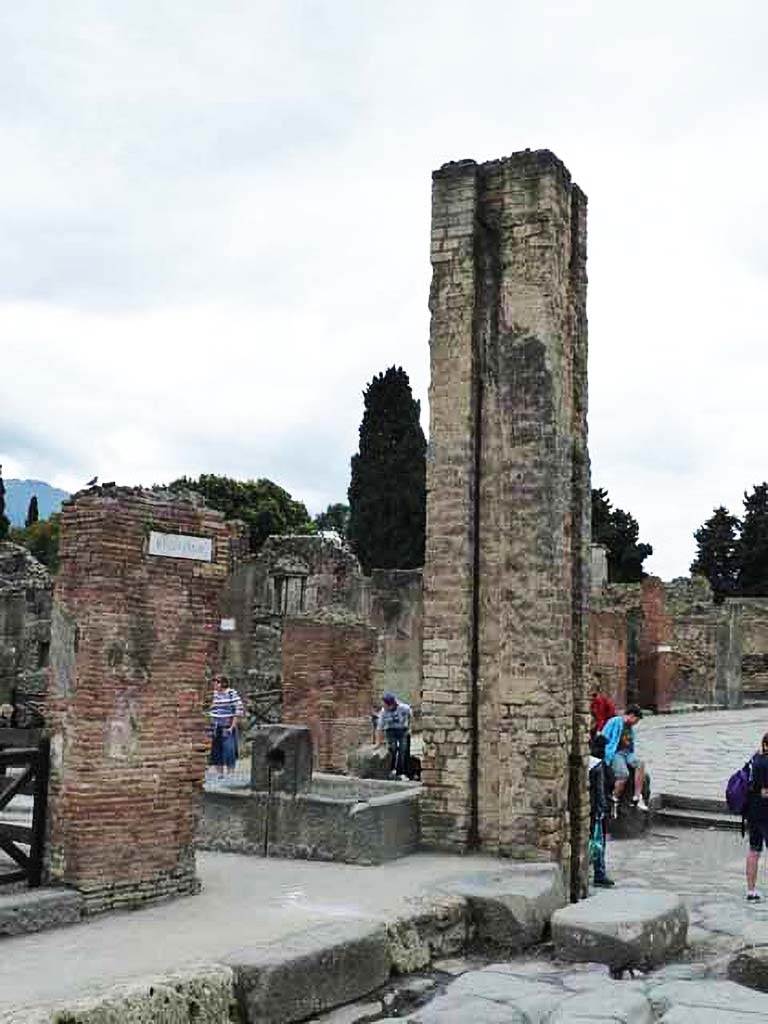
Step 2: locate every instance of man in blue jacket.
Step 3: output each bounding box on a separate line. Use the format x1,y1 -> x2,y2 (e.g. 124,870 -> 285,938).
601,705 -> 648,813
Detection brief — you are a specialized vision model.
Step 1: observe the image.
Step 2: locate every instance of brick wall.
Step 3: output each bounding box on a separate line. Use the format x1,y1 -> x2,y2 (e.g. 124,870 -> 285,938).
589,611 -> 628,708
45,487 -> 229,912
422,150 -> 590,896
282,617 -> 376,772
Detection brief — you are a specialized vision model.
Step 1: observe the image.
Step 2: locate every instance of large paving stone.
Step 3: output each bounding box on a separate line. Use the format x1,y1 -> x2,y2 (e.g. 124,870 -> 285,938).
549,986 -> 653,1023
651,979 -> 768,1023
229,919 -> 390,1024
409,973 -> 563,1024
551,888 -> 687,968
0,887 -> 83,936
435,863 -> 566,951
727,944 -> 768,991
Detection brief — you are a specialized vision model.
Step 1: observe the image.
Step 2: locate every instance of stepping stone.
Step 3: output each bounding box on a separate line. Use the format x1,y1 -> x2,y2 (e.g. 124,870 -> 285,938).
434,863 -> 567,951
551,888 -> 687,969
728,944 -> 768,991
550,986 -> 654,1023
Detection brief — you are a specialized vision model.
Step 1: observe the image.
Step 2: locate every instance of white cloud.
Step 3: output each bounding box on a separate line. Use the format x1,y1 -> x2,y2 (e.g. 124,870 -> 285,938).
1,0 -> 767,574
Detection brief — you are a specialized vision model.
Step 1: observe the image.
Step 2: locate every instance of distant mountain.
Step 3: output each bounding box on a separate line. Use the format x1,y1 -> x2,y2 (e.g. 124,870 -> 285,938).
4,480 -> 70,526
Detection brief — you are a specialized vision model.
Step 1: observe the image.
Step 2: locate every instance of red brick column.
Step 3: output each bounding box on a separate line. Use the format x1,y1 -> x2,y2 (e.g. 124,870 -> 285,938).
282,618 -> 375,772
45,487 -> 229,912
638,578 -> 674,712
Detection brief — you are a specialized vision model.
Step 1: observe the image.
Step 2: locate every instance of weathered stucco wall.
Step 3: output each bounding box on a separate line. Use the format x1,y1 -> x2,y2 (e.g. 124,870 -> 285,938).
369,569 -> 423,714
421,149 -> 590,897
0,542 -> 52,708
738,599 -> 768,700
45,486 -> 230,912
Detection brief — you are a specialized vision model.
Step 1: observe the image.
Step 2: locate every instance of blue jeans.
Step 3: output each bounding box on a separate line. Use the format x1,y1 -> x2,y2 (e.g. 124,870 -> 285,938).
592,818 -> 608,881
385,728 -> 408,776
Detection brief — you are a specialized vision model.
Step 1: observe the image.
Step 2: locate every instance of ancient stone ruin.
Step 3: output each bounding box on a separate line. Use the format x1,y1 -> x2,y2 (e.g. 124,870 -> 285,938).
420,150 -> 591,897
0,541 -> 52,714
44,486 -> 232,912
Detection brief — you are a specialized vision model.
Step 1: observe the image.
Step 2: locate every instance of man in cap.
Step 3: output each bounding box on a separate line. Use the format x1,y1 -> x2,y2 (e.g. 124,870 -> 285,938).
376,691 -> 412,780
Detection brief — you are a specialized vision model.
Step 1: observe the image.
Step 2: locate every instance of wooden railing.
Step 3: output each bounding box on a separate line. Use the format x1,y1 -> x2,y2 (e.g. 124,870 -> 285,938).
0,737 -> 50,887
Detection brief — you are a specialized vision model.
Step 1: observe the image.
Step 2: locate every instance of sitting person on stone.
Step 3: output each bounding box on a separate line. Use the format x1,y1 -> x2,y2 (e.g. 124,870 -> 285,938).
376,691 -> 411,780
601,705 -> 648,813
589,733 -> 614,888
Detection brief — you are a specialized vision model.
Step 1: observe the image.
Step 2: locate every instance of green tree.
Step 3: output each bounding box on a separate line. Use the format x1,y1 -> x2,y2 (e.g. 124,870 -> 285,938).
0,465 -> 9,541
738,483 -> 768,596
168,474 -> 314,552
591,487 -> 653,583
314,502 -> 350,540
348,366 -> 426,573
25,495 -> 39,527
690,506 -> 741,601
9,514 -> 61,571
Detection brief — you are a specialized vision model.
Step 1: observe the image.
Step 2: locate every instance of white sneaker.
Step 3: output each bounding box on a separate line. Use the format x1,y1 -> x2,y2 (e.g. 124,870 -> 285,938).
633,796 -> 649,812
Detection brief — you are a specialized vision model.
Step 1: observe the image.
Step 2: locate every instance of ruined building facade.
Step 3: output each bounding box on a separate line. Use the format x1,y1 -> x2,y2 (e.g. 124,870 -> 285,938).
421,150 -> 591,896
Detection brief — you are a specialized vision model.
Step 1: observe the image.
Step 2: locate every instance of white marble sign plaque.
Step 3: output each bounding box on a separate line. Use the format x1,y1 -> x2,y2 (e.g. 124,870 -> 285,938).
148,531 -> 212,562
220,618 -> 236,632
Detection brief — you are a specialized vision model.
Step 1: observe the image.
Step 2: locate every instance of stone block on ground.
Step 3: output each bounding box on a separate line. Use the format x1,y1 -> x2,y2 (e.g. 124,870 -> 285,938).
551,888 -> 687,968
386,894 -> 469,973
347,743 -> 391,780
727,944 -> 768,991
435,863 -> 566,951
0,887 -> 83,936
0,965 -> 237,1023
230,919 -> 390,1024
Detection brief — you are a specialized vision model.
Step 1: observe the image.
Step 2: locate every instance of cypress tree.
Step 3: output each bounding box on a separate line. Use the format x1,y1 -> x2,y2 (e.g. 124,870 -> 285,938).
26,495 -> 39,528
738,483 -> 768,596
591,487 -> 653,583
690,505 -> 741,601
348,366 -> 426,573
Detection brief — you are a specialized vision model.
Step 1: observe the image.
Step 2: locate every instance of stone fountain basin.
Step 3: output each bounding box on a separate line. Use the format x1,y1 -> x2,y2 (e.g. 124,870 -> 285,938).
198,773 -> 420,865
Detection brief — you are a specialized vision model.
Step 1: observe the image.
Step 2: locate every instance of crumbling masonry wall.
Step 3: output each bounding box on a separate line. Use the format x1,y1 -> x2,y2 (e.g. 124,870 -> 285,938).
421,150 -> 590,897
0,542 -> 52,708
45,487 -> 230,912
282,616 -> 376,772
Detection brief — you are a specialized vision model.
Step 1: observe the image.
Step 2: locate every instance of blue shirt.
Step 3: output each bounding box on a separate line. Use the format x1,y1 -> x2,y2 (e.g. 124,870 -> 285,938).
601,715 -> 634,764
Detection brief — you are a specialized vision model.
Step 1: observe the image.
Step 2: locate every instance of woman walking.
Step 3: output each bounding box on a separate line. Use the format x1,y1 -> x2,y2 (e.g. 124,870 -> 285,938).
209,675 -> 245,777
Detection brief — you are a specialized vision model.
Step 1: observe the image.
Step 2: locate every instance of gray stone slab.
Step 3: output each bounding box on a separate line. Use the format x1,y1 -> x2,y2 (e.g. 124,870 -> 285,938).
435,863 -> 566,951
411,973 -> 562,1024
549,987 -> 654,1023
0,887 -> 83,936
386,894 -> 468,973
552,888 -> 688,968
307,999 -> 383,1024
650,979 -> 768,1021
229,919 -> 390,1024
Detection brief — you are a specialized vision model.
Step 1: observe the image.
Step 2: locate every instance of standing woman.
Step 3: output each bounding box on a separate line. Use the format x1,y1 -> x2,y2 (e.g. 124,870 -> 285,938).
745,732 -> 768,901
209,675 -> 245,777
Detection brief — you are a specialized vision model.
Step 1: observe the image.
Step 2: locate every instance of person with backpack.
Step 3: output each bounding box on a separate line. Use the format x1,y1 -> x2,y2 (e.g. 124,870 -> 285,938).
744,732 -> 768,901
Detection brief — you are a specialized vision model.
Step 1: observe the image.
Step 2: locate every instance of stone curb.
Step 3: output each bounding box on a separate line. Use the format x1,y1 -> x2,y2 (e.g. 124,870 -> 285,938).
0,888 -> 84,938
0,866 -> 575,1023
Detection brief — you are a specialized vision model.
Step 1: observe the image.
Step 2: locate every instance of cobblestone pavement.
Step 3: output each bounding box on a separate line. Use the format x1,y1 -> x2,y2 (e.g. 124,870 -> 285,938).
636,706 -> 768,801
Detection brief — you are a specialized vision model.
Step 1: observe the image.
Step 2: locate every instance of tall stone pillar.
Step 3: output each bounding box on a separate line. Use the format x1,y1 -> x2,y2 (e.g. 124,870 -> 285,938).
422,150 -> 591,897
45,487 -> 230,912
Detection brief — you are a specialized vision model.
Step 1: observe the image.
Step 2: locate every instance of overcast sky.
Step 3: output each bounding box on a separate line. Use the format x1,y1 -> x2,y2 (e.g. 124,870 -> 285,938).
2,2 -> 767,580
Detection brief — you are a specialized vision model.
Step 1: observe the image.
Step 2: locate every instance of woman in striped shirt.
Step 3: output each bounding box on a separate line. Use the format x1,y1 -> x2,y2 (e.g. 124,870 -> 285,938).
209,675 -> 245,776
